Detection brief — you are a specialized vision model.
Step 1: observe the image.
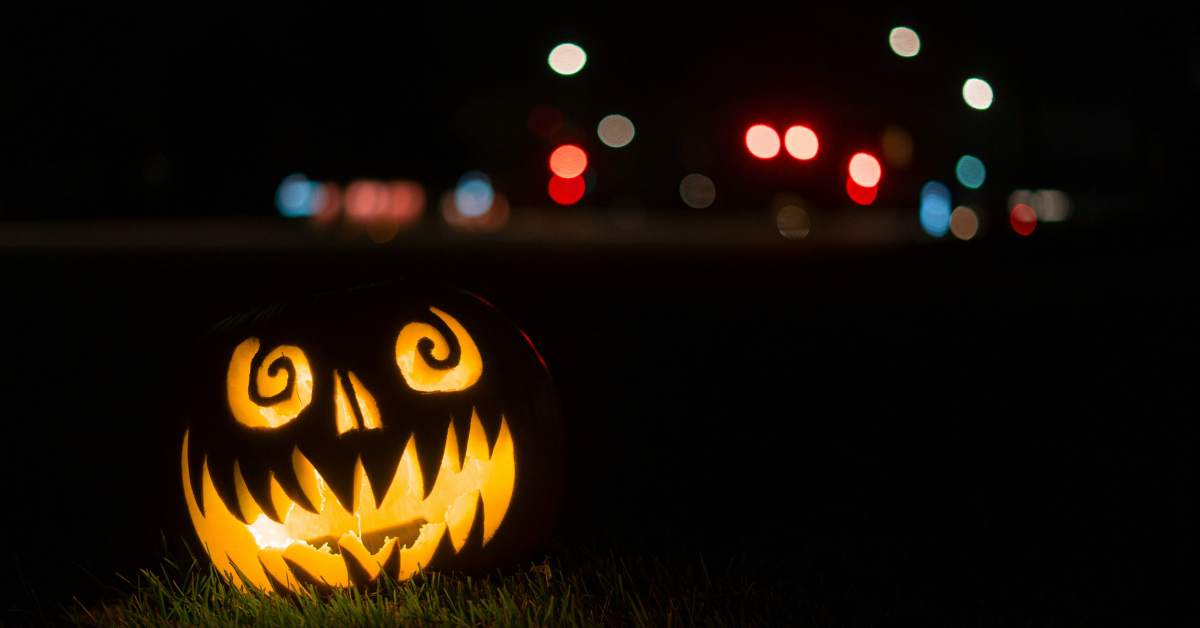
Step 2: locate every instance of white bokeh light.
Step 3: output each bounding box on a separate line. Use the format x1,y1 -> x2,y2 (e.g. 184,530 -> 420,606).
963,78 -> 994,109
679,174 -> 716,208
889,27 -> 920,57
597,114 -> 635,147
548,43 -> 587,75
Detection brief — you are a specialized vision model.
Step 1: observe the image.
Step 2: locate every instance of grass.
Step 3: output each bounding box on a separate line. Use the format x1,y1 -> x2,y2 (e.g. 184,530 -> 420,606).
11,542 -> 805,628
6,528 -> 1102,627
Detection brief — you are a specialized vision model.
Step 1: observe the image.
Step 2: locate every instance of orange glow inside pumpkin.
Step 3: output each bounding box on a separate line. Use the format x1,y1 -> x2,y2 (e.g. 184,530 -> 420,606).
183,412 -> 515,593
395,308 -> 483,392
227,340 -> 314,428
191,307 -> 511,594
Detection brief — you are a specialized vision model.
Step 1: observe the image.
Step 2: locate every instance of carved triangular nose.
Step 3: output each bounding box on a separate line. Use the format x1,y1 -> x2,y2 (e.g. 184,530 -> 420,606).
333,370 -> 383,434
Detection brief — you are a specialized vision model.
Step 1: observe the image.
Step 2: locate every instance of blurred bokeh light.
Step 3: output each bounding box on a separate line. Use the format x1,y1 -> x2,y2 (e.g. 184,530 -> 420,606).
680,174 -> 716,208
784,126 -> 819,160
548,175 -> 586,205
776,205 -> 811,239
528,105 -> 563,137
846,179 -> 878,205
345,180 -> 385,220
384,181 -> 425,224
1010,203 -> 1037,235
583,165 -> 597,194
950,206 -> 979,240
597,115 -> 635,148
956,155 -> 987,188
442,189 -> 509,232
343,179 -> 426,239
745,125 -> 781,159
548,43 -> 587,75
310,183 -> 342,225
881,126 -> 913,168
275,173 -> 320,217
454,172 -> 494,217
848,153 -> 882,187
550,145 -> 588,178
889,27 -> 921,57
920,181 -> 952,236
1009,189 -> 1072,222
963,78 -> 994,110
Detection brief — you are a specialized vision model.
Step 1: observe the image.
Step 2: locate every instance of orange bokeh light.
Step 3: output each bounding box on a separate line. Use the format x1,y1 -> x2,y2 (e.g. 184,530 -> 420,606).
549,145 -> 588,178
848,153 -> 882,187
846,179 -> 878,205
548,175 -> 585,205
784,126 -> 819,160
745,124 -> 781,159
1011,203 -> 1037,235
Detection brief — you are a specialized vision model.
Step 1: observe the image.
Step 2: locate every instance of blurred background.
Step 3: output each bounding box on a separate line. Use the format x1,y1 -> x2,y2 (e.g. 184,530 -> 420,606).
0,2 -> 1194,625
0,2 -> 1188,235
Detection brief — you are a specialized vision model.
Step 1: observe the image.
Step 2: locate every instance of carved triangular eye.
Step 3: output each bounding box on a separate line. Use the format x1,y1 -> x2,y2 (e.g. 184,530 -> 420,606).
332,370 -> 382,434
395,307 -> 482,392
227,338 -> 313,428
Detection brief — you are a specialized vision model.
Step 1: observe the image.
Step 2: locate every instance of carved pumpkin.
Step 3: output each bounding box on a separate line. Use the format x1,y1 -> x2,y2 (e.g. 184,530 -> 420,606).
178,282 -> 563,594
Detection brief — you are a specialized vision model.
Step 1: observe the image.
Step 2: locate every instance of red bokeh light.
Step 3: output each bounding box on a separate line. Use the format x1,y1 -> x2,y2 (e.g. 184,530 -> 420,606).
550,145 -> 588,178
385,181 -> 425,225
528,105 -> 562,137
345,180 -> 385,220
745,124 -> 781,159
846,179 -> 878,205
548,175 -> 585,205
848,153 -> 882,187
784,126 -> 819,160
1011,203 -> 1037,235
310,182 -> 341,225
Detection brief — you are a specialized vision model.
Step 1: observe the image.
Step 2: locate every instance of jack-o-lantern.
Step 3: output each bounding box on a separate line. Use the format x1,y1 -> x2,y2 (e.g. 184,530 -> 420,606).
178,282 -> 563,594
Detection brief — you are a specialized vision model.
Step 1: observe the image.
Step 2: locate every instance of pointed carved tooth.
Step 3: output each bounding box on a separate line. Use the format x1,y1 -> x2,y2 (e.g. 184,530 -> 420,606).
257,548 -> 295,596
446,490 -> 480,553
333,458 -> 365,515
338,534 -> 398,587
481,417 -> 515,545
282,543 -> 350,594
465,409 -> 490,462
267,473 -> 294,524
333,370 -> 358,435
232,461 -> 263,524
181,442 -> 272,590
357,461 -> 377,520
291,447 -> 323,514
366,438 -> 422,535
399,523 -> 445,581
401,437 -> 424,500
348,372 -> 382,430
442,420 -> 461,474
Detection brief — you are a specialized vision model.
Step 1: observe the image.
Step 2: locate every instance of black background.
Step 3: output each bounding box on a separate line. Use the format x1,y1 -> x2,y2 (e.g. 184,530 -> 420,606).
0,2 -> 1194,625
0,2 -> 1186,219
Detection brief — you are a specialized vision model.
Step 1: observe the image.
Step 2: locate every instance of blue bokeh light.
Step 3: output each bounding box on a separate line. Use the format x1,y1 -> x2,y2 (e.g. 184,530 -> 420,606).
275,173 -> 318,217
455,172 -> 494,217
955,156 -> 986,189
920,181 -> 951,237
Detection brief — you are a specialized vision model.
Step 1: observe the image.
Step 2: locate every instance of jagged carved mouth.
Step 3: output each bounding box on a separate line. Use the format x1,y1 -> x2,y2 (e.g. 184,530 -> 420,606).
182,410 -> 514,594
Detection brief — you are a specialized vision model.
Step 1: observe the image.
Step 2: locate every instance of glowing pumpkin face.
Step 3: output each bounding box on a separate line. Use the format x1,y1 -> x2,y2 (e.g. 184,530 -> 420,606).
179,283 -> 562,594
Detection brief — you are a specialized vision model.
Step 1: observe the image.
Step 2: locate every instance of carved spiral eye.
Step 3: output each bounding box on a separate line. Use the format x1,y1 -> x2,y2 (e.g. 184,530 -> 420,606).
227,338 -> 314,428
395,307 -> 482,392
